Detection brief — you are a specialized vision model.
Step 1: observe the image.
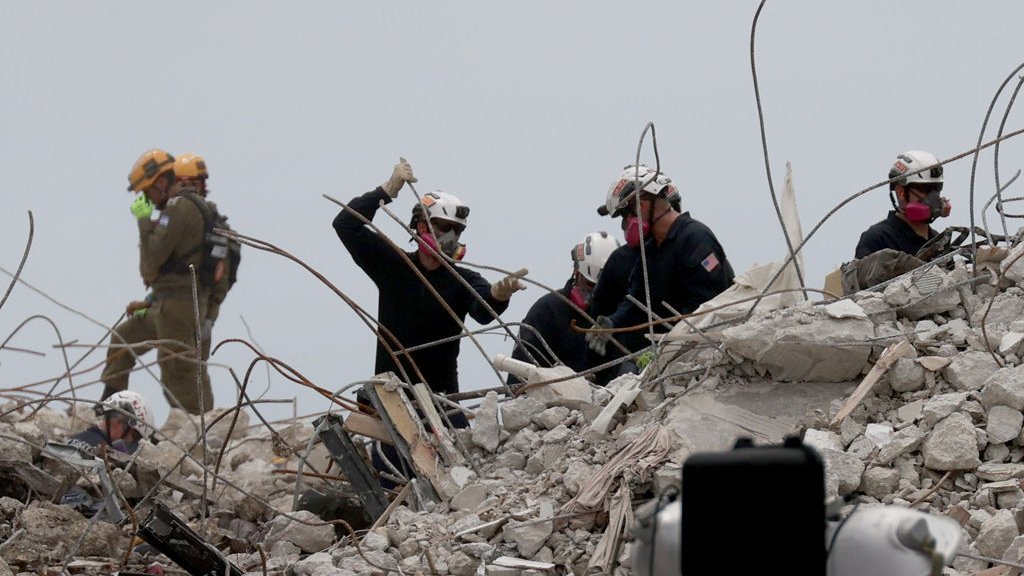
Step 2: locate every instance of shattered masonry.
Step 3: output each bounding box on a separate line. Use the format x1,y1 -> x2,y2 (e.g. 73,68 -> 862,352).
7,252 -> 1024,574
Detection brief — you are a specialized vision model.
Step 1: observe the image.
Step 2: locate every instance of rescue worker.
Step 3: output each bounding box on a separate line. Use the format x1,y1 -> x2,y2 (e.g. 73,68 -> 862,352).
508,231 -> 619,384
855,150 -> 951,259
588,165 -> 684,383
171,153 -> 235,395
333,159 -> 528,427
99,149 -> 213,414
586,164 -> 735,357
67,390 -> 156,455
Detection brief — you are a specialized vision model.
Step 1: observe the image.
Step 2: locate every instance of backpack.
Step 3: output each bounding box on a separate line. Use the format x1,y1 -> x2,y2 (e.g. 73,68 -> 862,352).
161,192 -> 241,291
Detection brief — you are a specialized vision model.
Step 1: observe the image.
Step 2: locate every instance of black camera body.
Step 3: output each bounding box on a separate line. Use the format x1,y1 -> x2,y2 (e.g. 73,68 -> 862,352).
681,436 -> 826,575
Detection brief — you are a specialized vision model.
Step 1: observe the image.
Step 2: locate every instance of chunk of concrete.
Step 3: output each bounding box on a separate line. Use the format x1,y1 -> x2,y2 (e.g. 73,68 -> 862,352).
980,365 -> 1024,410
439,466 -> 477,500
883,268 -> 960,320
500,397 -> 546,433
3,501 -> 125,566
916,356 -> 952,372
897,400 -> 925,425
820,448 -> 864,497
987,406 -> 1024,444
804,429 -> 844,453
503,500 -> 554,558
921,392 -> 968,428
975,509 -> 1019,558
451,484 -> 489,512
860,467 -> 900,499
722,311 -> 874,382
876,426 -> 924,465
290,552 -> 337,576
943,351 -> 1002,391
263,510 -> 335,553
972,290 -> 1024,329
890,358 -> 926,392
532,407 -> 570,431
472,392 -> 501,453
922,413 -> 982,471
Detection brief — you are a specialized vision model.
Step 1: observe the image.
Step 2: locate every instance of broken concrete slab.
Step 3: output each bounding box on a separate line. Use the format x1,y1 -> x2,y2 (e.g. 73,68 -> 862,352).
721,309 -> 875,382
499,397 -> 546,433
987,406 -> 1024,444
975,509 -> 1019,559
923,413 -> 982,471
263,510 -> 336,554
980,365 -> 1024,410
943,351 -> 1002,392
472,392 -> 501,453
883,267 -> 961,320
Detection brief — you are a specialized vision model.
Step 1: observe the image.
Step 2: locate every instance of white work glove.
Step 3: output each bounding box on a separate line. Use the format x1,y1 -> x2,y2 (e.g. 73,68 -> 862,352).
201,319 -> 214,342
585,316 -> 614,356
380,159 -> 417,198
490,268 -> 528,301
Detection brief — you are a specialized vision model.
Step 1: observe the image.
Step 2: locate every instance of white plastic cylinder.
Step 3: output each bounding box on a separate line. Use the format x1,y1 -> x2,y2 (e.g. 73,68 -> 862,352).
492,354 -> 540,382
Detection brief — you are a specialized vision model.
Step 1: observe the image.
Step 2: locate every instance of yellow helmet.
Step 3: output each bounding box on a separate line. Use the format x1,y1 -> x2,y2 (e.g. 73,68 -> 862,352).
173,153 -> 208,181
127,149 -> 175,192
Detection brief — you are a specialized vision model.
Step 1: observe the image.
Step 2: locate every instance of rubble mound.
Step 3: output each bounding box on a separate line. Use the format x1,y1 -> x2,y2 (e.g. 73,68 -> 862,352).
3,261 -> 1024,574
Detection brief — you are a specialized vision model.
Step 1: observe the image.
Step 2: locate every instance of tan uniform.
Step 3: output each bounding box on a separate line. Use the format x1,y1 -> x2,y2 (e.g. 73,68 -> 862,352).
101,191 -> 213,414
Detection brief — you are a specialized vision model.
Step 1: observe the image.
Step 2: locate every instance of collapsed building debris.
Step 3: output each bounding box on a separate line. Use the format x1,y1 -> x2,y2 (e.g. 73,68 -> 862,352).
7,246 -> 1024,575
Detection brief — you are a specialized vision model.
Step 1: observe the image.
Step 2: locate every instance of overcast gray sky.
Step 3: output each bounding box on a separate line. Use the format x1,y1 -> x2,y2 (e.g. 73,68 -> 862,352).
2,2 -> 1024,427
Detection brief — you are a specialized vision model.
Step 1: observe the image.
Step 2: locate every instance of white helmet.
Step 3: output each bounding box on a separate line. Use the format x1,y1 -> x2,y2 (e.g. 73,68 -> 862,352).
413,191 -> 470,228
601,164 -> 679,217
572,231 -> 620,283
99,390 -> 156,442
888,150 -> 943,190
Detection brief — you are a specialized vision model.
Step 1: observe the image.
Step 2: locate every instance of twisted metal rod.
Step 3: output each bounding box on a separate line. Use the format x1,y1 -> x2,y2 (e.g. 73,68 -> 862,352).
0,211 -> 32,313
991,75 -> 1024,241
216,227 -> 424,394
749,0 -> 806,293
982,170 -> 1021,241
969,60 -> 1024,260
0,314 -> 74,416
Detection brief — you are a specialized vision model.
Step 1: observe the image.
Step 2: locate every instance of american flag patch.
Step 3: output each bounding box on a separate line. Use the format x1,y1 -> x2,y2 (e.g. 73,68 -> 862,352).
701,252 -> 720,272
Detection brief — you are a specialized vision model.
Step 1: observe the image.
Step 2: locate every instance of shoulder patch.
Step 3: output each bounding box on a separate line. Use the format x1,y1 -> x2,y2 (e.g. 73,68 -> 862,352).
167,196 -> 180,207
700,252 -> 720,272
157,214 -> 171,228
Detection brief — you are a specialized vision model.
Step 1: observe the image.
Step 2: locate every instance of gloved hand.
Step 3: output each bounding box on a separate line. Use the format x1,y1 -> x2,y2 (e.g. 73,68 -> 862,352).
126,300 -> 149,319
130,194 -> 155,220
490,268 -> 528,301
201,319 -> 214,342
585,316 -> 614,356
380,159 -> 417,198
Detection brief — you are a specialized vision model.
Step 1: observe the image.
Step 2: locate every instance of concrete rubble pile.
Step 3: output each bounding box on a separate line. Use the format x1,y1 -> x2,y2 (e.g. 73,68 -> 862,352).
4,260 -> 1024,574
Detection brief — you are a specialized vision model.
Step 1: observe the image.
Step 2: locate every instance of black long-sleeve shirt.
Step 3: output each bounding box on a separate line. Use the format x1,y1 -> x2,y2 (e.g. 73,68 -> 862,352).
509,280 -> 588,385
608,212 -> 734,331
855,211 -> 937,259
333,188 -> 509,395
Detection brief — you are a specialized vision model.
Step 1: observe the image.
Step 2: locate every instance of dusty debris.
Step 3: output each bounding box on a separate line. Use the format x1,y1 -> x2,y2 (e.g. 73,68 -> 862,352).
8,241 -> 1024,575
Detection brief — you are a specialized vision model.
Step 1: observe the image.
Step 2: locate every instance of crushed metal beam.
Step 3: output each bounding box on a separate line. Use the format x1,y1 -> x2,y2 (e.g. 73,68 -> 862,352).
40,442 -> 124,523
138,502 -> 242,576
314,413 -> 389,522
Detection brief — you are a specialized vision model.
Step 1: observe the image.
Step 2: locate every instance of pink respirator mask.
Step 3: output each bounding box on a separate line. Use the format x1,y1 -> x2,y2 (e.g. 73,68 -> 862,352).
903,191 -> 951,224
624,216 -> 650,248
418,232 -> 466,261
